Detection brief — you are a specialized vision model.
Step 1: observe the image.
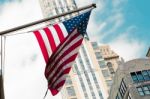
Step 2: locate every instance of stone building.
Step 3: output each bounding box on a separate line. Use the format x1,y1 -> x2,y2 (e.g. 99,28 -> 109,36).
108,58 -> 150,99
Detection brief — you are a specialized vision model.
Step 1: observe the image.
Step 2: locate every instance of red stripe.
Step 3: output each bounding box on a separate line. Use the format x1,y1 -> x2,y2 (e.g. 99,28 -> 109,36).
48,54 -> 78,85
45,32 -> 80,74
34,31 -> 49,63
49,88 -> 58,96
43,27 -> 56,52
53,24 -> 65,42
54,80 -> 65,90
45,35 -> 82,77
45,38 -> 83,78
46,29 -> 78,64
50,67 -> 71,88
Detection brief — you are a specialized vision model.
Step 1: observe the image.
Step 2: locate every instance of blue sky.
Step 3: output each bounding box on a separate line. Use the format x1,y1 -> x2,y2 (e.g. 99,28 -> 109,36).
84,0 -> 150,59
0,0 -> 150,99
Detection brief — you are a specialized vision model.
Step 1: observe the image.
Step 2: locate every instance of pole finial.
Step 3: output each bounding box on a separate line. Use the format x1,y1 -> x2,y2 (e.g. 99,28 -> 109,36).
92,3 -> 96,8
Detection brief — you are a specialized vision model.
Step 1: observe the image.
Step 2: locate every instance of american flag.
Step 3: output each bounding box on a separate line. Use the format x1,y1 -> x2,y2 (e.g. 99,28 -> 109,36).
33,10 -> 91,95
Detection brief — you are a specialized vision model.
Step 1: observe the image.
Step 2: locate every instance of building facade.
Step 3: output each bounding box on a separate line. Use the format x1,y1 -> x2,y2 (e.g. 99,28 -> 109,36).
108,58 -> 150,99
98,45 -> 120,90
61,39 -> 109,99
39,0 -> 78,24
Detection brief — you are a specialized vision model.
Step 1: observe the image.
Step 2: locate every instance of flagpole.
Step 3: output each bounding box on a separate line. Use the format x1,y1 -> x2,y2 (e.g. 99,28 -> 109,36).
0,3 -> 96,35
0,73 -> 5,99
0,36 -> 5,99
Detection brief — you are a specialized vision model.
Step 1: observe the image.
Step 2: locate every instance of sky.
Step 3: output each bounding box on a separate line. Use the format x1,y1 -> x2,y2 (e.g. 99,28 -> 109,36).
0,0 -> 150,99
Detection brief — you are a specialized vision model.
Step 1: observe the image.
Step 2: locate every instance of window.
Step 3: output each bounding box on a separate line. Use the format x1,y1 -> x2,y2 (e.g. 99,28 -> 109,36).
106,80 -> 113,86
119,79 -> 127,97
102,70 -> 110,77
116,94 -> 120,99
107,62 -> 115,74
128,93 -> 132,99
137,71 -> 144,82
98,61 -> 106,68
137,85 -> 150,96
131,72 -> 139,83
137,87 -> 144,96
142,70 -> 150,80
65,76 -> 72,85
95,52 -> 102,59
66,86 -> 76,96
131,70 -> 150,83
143,85 -> 150,95
91,42 -> 98,49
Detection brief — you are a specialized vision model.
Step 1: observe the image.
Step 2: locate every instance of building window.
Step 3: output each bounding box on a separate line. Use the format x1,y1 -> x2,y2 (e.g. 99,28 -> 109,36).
98,61 -> 106,68
142,70 -> 150,81
136,71 -> 144,82
102,70 -> 110,77
106,80 -> 113,87
116,94 -> 120,99
107,62 -> 115,74
65,76 -> 72,85
91,42 -> 98,49
131,70 -> 150,83
137,85 -> 150,96
119,79 -> 127,97
95,52 -> 102,59
137,87 -> 144,96
131,72 -> 138,83
66,86 -> 76,96
128,93 -> 132,99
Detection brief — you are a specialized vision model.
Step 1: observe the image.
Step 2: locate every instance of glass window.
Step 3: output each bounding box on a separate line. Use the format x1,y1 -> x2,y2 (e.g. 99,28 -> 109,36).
131,72 -> 139,83
119,80 -> 127,97
102,70 -> 110,77
98,61 -> 106,68
128,93 -> 132,99
148,70 -> 150,76
142,70 -> 150,81
116,94 -> 120,99
91,42 -> 98,49
137,71 -> 144,82
95,52 -> 102,59
143,85 -> 150,95
66,86 -> 76,96
65,76 -> 72,85
106,80 -> 113,86
137,87 -> 144,96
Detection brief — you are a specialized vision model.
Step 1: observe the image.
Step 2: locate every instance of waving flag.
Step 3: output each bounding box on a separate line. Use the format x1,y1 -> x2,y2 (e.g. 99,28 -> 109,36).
33,10 -> 91,95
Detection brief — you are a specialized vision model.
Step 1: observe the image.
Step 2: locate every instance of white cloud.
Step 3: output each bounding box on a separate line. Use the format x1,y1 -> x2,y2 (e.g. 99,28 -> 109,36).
0,0 -> 43,31
108,26 -> 145,61
0,0 -> 61,99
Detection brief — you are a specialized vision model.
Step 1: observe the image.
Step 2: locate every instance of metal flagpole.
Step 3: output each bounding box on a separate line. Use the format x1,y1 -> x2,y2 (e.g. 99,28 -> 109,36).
0,36 -> 5,99
0,3 -> 96,35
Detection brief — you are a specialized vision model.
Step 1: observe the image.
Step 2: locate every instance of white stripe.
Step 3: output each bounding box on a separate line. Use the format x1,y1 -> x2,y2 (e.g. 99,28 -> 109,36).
58,23 -> 68,37
51,35 -> 82,66
47,26 -> 60,46
45,29 -> 79,72
49,62 -> 73,86
47,45 -> 81,80
53,74 -> 68,88
46,34 -> 82,73
39,30 -> 52,57
50,29 -> 78,59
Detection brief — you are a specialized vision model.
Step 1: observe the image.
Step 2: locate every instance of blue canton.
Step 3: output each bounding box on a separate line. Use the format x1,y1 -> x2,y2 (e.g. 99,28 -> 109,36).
63,11 -> 91,35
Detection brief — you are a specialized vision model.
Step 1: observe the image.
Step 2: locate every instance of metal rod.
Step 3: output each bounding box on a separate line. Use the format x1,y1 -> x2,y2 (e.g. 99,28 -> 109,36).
0,36 -> 5,99
0,3 -> 96,35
